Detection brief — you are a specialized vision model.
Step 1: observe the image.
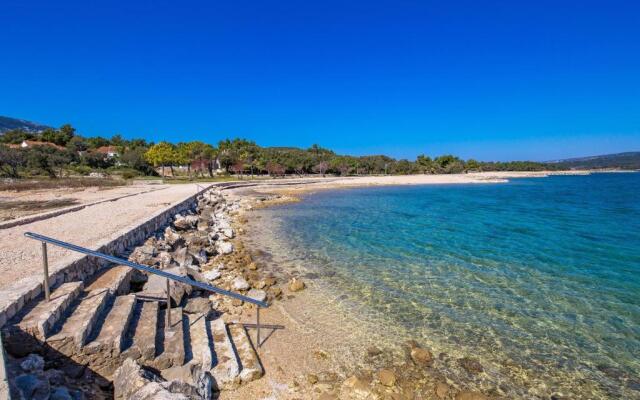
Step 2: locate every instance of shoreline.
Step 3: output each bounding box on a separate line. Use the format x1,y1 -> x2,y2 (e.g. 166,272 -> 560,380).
219,171 -> 637,400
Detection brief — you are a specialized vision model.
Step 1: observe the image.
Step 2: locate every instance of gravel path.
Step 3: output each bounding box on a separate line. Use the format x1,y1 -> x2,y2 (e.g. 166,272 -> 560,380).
0,183 -> 200,290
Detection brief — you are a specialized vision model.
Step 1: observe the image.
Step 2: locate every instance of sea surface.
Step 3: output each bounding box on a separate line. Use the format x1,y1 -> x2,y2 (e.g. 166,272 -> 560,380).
249,173 -> 640,399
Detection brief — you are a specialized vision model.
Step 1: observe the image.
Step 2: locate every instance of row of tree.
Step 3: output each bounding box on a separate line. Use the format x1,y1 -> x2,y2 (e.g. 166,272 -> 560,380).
0,124 -> 556,179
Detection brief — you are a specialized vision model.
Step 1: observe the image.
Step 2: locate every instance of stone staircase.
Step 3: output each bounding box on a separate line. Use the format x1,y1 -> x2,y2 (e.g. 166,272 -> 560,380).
2,264 -> 264,398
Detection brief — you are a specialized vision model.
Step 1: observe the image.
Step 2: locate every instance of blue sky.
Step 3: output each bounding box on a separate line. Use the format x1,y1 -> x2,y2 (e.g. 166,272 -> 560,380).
1,0 -> 639,161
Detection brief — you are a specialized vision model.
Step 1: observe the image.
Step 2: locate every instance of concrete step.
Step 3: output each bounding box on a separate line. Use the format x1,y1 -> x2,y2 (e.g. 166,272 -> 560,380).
210,318 -> 240,390
47,289 -> 110,351
228,323 -> 264,383
153,307 -> 185,370
17,281 -> 84,340
186,313 -> 212,369
122,300 -> 159,363
84,294 -> 136,357
85,265 -> 132,295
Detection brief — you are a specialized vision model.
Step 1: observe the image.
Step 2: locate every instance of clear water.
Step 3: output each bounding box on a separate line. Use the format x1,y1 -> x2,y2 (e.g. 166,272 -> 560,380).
253,173 -> 640,399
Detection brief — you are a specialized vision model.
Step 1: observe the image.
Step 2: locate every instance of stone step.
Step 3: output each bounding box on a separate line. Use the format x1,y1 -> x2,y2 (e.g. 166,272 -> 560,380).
186,313 -> 212,369
209,318 -> 240,389
84,294 -> 136,357
122,299 -> 159,363
47,289 -> 110,351
153,307 -> 185,370
17,281 -> 84,340
228,323 -> 264,383
85,265 -> 132,295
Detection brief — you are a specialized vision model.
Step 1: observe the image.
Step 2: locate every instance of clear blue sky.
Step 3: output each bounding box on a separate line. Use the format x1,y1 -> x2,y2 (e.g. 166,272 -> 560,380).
1,0 -> 639,161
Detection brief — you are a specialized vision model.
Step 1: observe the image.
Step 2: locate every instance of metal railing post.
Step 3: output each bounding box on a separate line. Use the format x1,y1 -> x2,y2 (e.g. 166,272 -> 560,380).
166,278 -> 172,329
41,242 -> 50,301
256,305 -> 261,348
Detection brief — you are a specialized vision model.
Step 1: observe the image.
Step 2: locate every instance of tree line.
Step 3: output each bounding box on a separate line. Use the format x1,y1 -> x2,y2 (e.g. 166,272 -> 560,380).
0,124 -> 557,179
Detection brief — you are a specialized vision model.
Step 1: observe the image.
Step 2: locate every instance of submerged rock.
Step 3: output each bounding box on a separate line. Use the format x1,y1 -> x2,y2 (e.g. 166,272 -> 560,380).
288,278 -> 305,292
378,369 -> 396,387
458,357 -> 483,374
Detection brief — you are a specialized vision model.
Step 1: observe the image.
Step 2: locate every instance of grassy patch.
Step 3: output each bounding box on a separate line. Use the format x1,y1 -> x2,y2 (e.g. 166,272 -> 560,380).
0,178 -> 127,192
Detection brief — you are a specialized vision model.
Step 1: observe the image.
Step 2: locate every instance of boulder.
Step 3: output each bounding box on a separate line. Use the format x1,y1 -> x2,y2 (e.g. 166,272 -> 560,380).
20,354 -> 44,372
14,373 -> 50,400
377,369 -> 396,387
129,382 -> 189,400
141,267 -> 192,305
173,247 -> 193,268
458,358 -> 483,374
184,297 -> 212,315
221,228 -> 234,239
342,375 -> 374,399
232,277 -> 250,291
246,289 -> 267,303
164,227 -> 185,248
203,269 -> 221,281
455,391 -> 489,400
435,382 -> 449,399
113,358 -> 161,400
49,387 -> 75,400
216,241 -> 234,255
129,244 -> 157,266
411,347 -> 433,366
288,278 -> 305,292
173,215 -> 193,231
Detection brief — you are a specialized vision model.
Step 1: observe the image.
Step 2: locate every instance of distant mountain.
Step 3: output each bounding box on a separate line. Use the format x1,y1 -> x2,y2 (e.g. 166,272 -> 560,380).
549,152 -> 640,170
0,116 -> 50,134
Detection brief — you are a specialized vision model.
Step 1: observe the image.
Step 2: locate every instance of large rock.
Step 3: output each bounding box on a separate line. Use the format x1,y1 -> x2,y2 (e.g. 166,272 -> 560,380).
164,227 -> 185,248
341,375 -> 374,399
141,267 -> 192,305
173,247 -> 193,268
459,357 -> 483,374
14,373 -> 50,400
129,382 -> 189,400
203,269 -> 221,281
129,244 -> 158,266
232,277 -> 250,291
288,278 -> 305,292
246,289 -> 267,303
216,241 -> 234,255
173,215 -> 194,231
411,346 -> 433,366
113,358 -> 161,400
184,297 -> 212,315
20,354 -> 44,373
377,369 -> 396,387
455,391 -> 489,400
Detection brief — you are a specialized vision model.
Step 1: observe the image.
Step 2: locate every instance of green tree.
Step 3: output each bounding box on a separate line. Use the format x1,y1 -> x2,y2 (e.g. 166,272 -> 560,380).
144,142 -> 177,177
0,145 -> 25,178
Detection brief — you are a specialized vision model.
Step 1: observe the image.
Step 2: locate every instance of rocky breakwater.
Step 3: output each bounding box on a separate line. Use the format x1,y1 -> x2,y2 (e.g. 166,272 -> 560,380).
128,189 -> 284,317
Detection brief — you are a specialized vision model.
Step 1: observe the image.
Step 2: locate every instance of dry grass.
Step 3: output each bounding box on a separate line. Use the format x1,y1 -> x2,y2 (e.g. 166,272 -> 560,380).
0,198 -> 80,221
0,178 -> 126,192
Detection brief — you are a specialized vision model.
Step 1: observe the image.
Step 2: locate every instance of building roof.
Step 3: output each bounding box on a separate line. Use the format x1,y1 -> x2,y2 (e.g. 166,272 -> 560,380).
95,146 -> 119,154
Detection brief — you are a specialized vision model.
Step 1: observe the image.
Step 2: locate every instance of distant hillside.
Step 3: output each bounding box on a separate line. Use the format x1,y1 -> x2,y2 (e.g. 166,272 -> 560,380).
550,152 -> 640,170
0,116 -> 50,134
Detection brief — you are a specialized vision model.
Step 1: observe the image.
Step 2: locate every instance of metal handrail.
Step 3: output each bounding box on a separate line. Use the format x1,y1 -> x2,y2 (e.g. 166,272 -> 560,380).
24,231 -> 269,346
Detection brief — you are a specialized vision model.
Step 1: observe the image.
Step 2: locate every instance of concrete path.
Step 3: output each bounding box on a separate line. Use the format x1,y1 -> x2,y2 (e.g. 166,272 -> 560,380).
0,183 -> 201,291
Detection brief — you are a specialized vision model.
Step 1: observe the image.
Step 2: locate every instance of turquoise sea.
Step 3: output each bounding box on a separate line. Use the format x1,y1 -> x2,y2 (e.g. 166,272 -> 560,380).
251,173 -> 640,399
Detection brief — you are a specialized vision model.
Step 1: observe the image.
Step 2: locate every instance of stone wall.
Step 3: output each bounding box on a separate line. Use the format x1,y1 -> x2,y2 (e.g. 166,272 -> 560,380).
0,185 -> 212,329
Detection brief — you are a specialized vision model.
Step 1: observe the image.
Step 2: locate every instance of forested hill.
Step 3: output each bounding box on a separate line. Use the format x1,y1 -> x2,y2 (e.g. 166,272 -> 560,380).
0,116 -> 50,134
550,152 -> 640,170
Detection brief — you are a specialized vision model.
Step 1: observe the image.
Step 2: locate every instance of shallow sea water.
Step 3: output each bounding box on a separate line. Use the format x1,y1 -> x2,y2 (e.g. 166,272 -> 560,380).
247,173 -> 640,399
